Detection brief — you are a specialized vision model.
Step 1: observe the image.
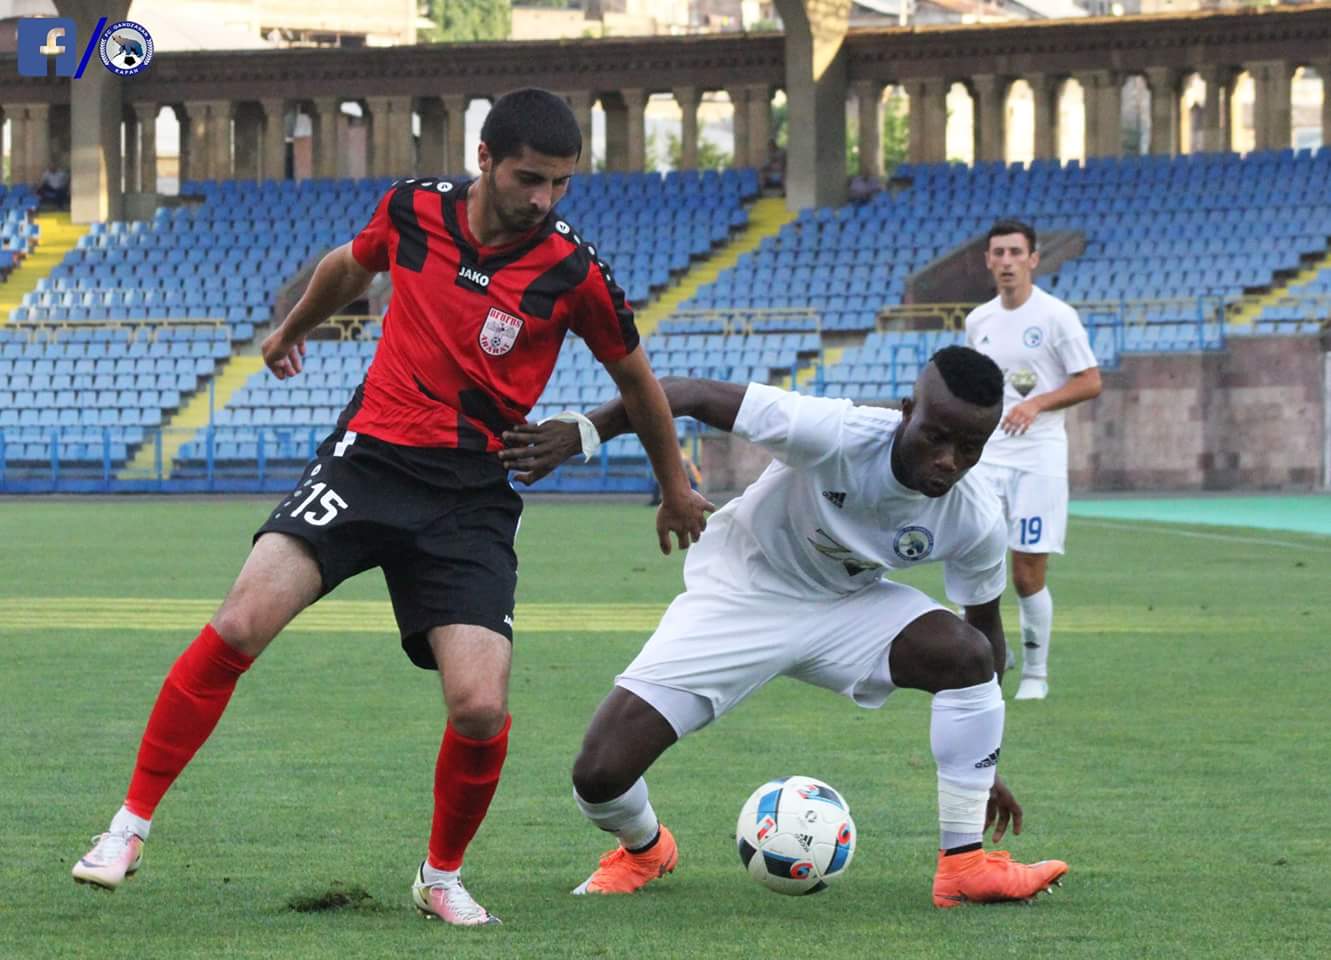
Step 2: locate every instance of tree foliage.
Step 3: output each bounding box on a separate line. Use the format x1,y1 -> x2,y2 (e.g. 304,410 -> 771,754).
421,0 -> 512,43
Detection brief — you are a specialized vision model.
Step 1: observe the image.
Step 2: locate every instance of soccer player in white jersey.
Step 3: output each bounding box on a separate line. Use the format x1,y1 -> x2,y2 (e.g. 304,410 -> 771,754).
500,347 -> 1069,908
965,221 -> 1102,701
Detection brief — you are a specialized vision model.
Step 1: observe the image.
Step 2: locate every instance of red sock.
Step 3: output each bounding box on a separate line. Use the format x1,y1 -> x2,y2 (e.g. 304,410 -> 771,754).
428,715 -> 511,871
124,624 -> 255,819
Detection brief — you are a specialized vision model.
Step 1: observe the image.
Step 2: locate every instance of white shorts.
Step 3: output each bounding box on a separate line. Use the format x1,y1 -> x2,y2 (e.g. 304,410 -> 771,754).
972,463 -> 1067,555
616,540 -> 945,738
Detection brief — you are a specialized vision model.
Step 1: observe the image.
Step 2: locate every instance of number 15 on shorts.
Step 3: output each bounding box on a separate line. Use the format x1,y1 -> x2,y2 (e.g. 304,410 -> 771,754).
286,481 -> 347,527
1019,516 -> 1042,546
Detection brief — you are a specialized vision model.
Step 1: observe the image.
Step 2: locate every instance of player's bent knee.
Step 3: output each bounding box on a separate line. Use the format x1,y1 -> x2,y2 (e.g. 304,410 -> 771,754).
446,698 -> 508,740
209,606 -> 274,658
571,748 -> 635,804
891,612 -> 995,693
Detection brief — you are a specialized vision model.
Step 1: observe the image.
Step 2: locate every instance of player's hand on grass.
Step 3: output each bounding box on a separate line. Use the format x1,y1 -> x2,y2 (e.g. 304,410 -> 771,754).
262,329 -> 306,380
1001,399 -> 1040,436
499,421 -> 582,485
985,775 -> 1023,842
656,488 -> 715,555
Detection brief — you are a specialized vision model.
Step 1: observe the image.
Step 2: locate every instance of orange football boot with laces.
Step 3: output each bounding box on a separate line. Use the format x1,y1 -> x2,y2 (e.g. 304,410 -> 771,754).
572,825 -> 679,894
932,848 -> 1068,908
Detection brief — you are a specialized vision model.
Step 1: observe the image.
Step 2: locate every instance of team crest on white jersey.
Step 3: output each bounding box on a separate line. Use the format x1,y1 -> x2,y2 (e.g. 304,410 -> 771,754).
479,307 -> 523,356
1022,326 -> 1044,348
892,525 -> 935,562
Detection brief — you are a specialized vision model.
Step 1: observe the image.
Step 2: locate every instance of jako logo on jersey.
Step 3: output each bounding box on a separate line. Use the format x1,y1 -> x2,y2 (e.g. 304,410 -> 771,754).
457,265 -> 491,290
892,525 -> 935,562
479,307 -> 524,356
1022,326 -> 1043,348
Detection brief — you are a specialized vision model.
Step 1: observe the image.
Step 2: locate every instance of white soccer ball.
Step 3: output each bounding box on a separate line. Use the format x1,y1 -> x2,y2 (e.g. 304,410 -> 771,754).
736,775 -> 856,895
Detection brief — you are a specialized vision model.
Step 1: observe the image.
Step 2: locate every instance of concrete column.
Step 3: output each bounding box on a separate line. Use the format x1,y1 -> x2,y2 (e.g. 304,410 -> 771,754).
624,88 -> 647,173
311,97 -> 339,178
562,91 -> 594,173
233,103 -> 263,180
204,100 -> 233,180
123,109 -> 140,193
726,86 -> 750,171
259,98 -> 287,181
183,101 -> 211,180
747,84 -> 771,169
1146,66 -> 1179,156
66,2 -> 130,222
602,91 -> 634,172
1079,69 -> 1121,158
1318,61 -> 1331,151
855,80 -> 884,177
906,78 -> 947,164
674,85 -> 702,171
972,74 -> 1006,164
6,108 -> 25,185
442,94 -> 468,175
365,96 -> 390,177
1197,66 -> 1227,153
133,102 -> 157,194
172,105 -> 191,184
773,0 -> 851,209
1029,73 -> 1058,161
25,103 -> 51,187
1250,60 -> 1292,151
417,97 -> 445,173
368,95 -> 414,177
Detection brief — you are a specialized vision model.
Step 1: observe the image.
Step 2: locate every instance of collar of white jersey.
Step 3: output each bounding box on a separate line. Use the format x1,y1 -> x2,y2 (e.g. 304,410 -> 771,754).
881,432 -> 926,501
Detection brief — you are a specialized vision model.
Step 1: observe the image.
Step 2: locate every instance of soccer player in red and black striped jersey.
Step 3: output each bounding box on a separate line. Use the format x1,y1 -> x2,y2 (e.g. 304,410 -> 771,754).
72,89 -> 713,926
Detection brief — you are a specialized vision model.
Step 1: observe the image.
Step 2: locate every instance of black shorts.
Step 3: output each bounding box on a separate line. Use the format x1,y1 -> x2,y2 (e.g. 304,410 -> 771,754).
254,429 -> 521,670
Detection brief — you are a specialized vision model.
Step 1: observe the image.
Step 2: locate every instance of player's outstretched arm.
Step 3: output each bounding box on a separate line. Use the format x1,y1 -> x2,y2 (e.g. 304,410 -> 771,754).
261,242 -> 376,380
500,377 -> 747,485
963,597 -> 1007,682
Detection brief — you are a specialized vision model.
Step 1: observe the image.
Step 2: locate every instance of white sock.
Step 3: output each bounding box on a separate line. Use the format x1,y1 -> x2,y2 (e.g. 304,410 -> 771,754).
1018,587 -> 1053,679
574,778 -> 660,850
931,675 -> 1005,850
110,805 -> 151,841
420,862 -> 459,885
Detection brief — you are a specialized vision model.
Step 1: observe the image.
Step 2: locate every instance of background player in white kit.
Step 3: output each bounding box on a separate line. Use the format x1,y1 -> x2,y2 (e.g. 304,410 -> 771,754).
500,347 -> 1069,908
965,220 -> 1102,701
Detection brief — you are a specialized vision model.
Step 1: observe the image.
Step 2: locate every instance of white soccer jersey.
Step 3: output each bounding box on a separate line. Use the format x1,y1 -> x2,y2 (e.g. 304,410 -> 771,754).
964,286 -> 1098,477
711,383 -> 1008,607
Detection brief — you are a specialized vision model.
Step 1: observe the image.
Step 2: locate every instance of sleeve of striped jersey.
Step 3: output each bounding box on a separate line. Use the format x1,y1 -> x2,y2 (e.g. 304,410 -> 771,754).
732,382 -> 851,468
350,188 -> 393,273
571,255 -> 640,363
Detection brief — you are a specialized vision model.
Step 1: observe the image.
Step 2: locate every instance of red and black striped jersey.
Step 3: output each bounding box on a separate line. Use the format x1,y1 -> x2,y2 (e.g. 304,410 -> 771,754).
340,177 -> 639,452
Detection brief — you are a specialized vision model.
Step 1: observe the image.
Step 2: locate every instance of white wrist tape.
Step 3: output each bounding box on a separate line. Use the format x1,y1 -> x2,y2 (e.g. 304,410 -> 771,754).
539,411 -> 601,462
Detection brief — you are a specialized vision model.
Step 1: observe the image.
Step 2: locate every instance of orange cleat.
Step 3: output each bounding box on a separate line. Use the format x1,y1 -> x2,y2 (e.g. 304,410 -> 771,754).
932,848 -> 1068,908
572,825 -> 679,895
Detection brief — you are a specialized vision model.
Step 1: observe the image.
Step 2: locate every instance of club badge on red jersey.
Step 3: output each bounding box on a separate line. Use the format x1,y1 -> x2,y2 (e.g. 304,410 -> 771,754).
479,307 -> 524,356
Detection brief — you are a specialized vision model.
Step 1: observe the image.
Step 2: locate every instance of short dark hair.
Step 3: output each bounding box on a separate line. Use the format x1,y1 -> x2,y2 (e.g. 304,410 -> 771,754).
481,88 -> 582,164
930,345 -> 1004,407
986,219 -> 1037,254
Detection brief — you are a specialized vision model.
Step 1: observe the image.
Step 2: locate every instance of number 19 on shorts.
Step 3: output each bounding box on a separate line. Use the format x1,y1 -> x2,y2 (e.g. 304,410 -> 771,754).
1019,516 -> 1042,546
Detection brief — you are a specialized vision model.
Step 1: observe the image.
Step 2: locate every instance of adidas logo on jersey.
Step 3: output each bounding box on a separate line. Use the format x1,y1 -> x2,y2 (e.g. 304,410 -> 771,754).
822,490 -> 846,508
973,748 -> 1001,769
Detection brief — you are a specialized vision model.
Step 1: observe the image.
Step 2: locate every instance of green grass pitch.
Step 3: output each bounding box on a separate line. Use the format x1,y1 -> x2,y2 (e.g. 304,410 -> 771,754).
1,498 -> 1328,959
